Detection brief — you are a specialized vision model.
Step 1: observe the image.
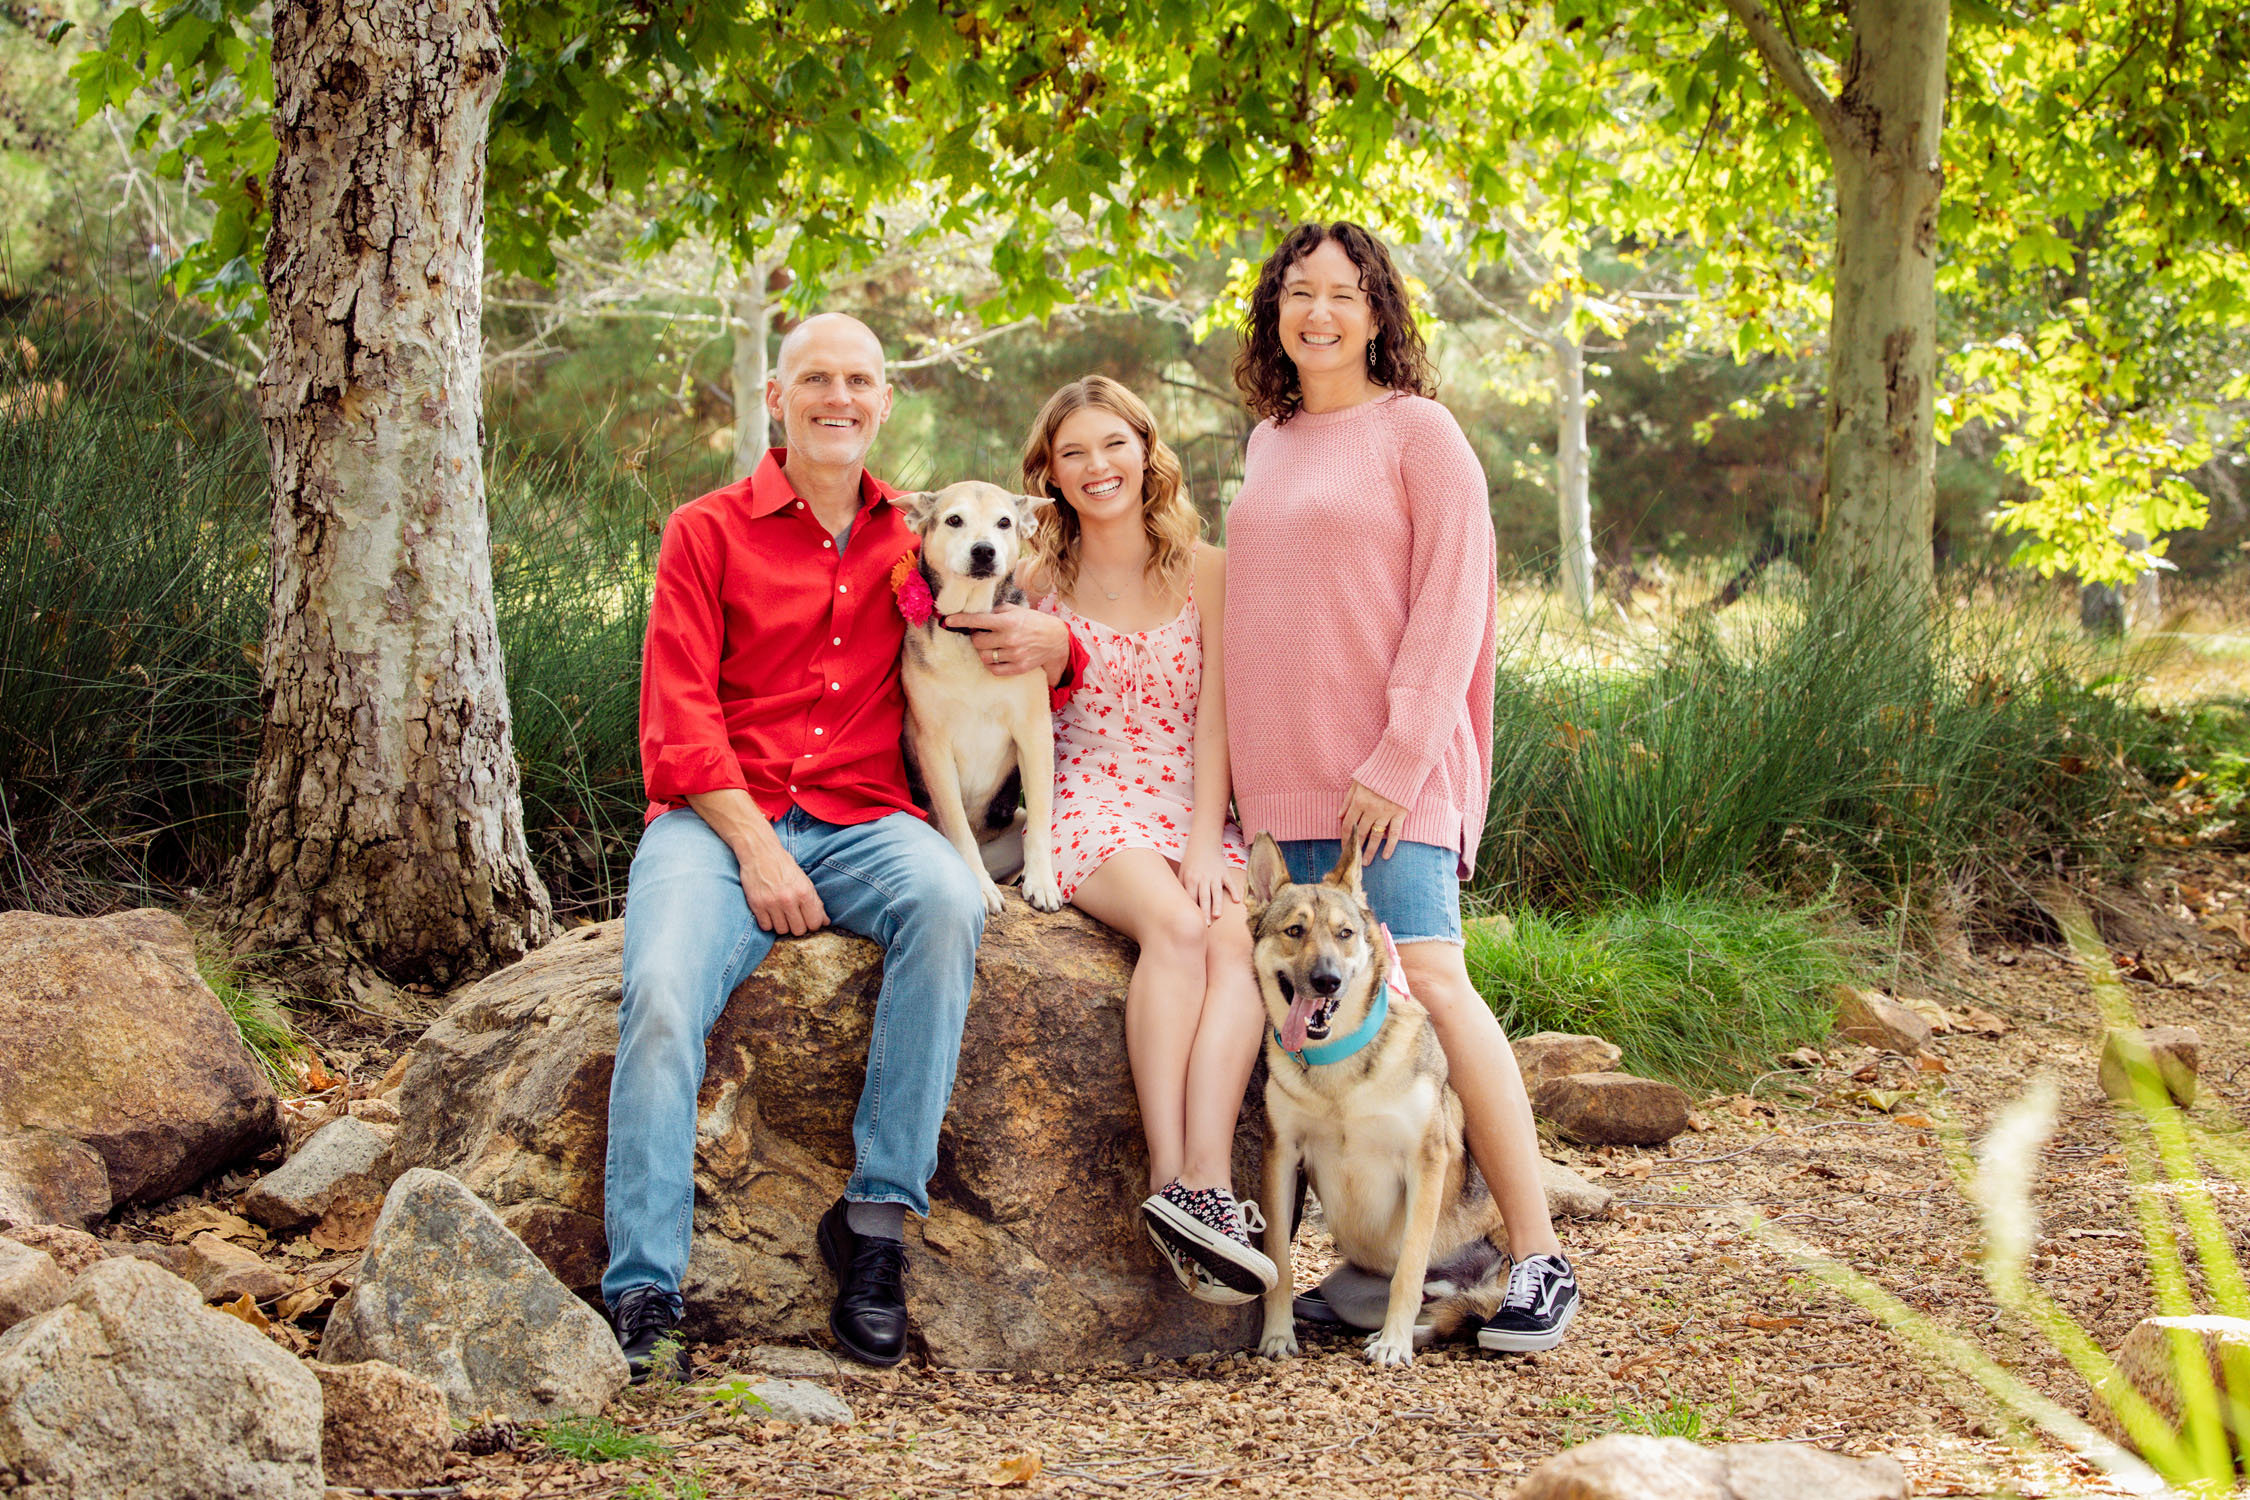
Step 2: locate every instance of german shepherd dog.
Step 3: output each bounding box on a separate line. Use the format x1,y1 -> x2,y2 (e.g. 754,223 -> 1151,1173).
1247,834 -> 1509,1366
896,481 -> 1063,916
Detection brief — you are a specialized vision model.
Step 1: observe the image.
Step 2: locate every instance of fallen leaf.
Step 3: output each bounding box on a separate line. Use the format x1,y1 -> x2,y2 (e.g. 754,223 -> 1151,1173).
1609,1350 -> 1668,1380
1726,1095 -> 1756,1119
275,1285 -> 328,1323
1915,1053 -> 1951,1074
153,1205 -> 260,1245
991,1452 -> 1043,1487
1686,1110 -> 1714,1133
1955,1007 -> 2012,1036
1743,1314 -> 1804,1331
2097,1153 -> 2126,1166
293,1051 -> 344,1093
1899,995 -> 1953,1033
1894,1112 -> 1935,1128
1620,1158 -> 1653,1179
216,1292 -> 271,1332
1784,1047 -> 1825,1071
1844,1088 -> 1910,1113
309,1200 -> 379,1252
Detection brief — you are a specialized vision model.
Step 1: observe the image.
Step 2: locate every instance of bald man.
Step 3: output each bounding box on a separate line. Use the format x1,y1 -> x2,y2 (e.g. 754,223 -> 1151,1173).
604,314 -> 1045,1375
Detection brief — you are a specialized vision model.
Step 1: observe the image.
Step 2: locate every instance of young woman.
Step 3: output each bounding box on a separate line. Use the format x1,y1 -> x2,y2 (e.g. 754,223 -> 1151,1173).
1018,375 -> 1276,1305
1222,222 -> 1581,1351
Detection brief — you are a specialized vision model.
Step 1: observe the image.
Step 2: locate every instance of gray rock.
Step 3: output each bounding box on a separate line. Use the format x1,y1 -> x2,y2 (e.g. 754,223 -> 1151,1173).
742,1344 -> 849,1380
0,1130 -> 111,1231
314,1359 -> 454,1490
1513,1435 -> 1908,1500
1538,1158 -> 1615,1219
180,1232 -> 292,1305
0,1240 -> 64,1335
243,1116 -> 393,1230
729,1376 -> 851,1425
320,1168 -> 628,1423
2099,1025 -> 2201,1107
1,1225 -> 106,1279
0,1256 -> 323,1499
1515,1032 -> 1624,1092
1832,986 -> 1933,1055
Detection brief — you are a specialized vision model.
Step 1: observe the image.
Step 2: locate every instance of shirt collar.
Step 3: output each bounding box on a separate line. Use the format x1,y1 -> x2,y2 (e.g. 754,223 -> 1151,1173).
745,448 -> 896,520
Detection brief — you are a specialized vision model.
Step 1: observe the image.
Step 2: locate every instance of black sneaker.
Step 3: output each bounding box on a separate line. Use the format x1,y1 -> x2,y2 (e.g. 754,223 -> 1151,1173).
816,1198 -> 910,1367
609,1285 -> 690,1383
1140,1181 -> 1277,1302
1477,1253 -> 1581,1353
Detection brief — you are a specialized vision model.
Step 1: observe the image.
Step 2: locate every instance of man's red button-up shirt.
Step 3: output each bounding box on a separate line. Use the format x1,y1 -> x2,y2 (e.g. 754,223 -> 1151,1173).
639,449 -> 921,826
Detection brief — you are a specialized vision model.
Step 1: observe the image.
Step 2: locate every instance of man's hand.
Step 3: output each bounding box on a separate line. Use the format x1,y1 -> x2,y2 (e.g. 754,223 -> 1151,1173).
946,602 -> 1071,684
687,789 -> 828,934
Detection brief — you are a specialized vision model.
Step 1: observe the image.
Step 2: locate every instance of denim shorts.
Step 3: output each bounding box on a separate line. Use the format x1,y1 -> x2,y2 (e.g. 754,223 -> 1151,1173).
1274,839 -> 1463,945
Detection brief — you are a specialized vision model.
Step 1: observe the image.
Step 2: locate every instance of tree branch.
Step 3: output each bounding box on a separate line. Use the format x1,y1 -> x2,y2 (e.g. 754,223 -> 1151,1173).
1717,0 -> 1847,143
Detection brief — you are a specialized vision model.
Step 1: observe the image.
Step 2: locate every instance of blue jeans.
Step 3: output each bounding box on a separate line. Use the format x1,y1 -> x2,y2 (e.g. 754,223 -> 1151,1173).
601,806 -> 986,1305
1274,839 -> 1464,945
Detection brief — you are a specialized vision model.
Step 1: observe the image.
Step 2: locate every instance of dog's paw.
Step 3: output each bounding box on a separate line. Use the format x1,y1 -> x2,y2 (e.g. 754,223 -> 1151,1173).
1019,871 -> 1063,913
1363,1329 -> 1415,1368
978,878 -> 1008,917
1258,1329 -> 1299,1360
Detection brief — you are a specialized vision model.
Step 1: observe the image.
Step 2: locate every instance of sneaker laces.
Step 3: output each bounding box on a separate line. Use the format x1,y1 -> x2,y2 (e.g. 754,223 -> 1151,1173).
1235,1199 -> 1266,1242
1500,1255 -> 1560,1313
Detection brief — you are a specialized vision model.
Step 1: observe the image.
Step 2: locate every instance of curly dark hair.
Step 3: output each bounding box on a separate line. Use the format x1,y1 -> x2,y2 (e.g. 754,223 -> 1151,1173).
1231,221 -> 1436,425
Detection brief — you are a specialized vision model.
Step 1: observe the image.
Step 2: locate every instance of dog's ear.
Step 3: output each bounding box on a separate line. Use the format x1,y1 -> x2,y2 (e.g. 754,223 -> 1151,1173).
892,490 -> 938,530
1015,491 -> 1054,527
1245,832 -> 1289,912
1323,837 -> 1367,900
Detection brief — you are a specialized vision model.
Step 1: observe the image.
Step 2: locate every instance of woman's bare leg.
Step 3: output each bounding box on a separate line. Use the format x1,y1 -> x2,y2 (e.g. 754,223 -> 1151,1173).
1071,850 -> 1215,1192
1177,897 -> 1265,1189
1397,940 -> 1564,1260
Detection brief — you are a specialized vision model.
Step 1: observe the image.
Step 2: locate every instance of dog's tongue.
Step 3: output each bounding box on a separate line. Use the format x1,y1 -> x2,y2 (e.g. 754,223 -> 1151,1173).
1279,991 -> 1322,1053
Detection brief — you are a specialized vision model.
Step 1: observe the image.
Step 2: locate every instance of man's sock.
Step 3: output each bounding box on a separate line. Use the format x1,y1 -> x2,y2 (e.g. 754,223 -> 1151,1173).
845,1200 -> 907,1243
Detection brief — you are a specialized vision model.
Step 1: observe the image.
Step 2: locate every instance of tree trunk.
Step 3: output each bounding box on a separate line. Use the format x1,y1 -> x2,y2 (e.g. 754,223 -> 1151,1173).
1810,0 -> 1950,600
729,268 -> 770,478
230,0 -> 551,989
1550,307 -> 1597,618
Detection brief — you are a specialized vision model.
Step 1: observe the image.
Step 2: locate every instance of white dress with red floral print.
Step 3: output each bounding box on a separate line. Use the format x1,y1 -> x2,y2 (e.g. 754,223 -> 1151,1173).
1035,577 -> 1249,903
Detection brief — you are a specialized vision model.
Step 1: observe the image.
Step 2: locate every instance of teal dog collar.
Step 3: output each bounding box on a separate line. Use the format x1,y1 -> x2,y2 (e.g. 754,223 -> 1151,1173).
1276,983 -> 1389,1067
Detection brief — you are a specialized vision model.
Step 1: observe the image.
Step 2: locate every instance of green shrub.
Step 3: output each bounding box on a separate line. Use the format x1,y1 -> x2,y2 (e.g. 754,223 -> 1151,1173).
1466,897 -> 1851,1089
530,1415 -> 667,1463
1476,581 -> 2158,928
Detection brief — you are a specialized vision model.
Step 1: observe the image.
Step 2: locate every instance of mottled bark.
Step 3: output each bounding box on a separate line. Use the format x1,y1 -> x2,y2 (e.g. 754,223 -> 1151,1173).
1727,0 -> 1949,601
228,0 -> 551,988
729,270 -> 770,478
1549,301 -> 1596,618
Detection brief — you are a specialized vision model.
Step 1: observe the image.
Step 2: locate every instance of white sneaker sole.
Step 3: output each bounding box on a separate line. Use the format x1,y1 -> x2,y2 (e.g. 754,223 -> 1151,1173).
1476,1289 -> 1580,1353
1144,1221 -> 1256,1304
1141,1196 -> 1278,1297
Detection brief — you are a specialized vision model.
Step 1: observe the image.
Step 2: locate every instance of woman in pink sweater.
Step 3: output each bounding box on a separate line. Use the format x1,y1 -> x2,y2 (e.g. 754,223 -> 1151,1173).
1224,222 -> 1580,1353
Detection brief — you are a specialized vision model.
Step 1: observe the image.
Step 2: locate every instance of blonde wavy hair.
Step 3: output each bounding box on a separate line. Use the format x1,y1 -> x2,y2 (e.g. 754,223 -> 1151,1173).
1019,376 -> 1200,604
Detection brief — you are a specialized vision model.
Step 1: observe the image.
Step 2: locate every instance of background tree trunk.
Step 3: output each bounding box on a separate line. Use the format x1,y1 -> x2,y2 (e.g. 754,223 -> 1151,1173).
729,267 -> 770,478
229,0 -> 551,990
1810,0 -> 1949,599
1550,306 -> 1597,618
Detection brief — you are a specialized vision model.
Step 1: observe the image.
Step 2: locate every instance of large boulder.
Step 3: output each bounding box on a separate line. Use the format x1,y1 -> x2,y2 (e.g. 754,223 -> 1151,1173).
0,1241 -> 64,1336
0,909 -> 280,1226
320,1168 -> 628,1423
1512,1435 -> 1908,1499
0,1256 -> 323,1498
313,1360 -> 454,1490
1534,1073 -> 1692,1147
391,907 -> 1262,1370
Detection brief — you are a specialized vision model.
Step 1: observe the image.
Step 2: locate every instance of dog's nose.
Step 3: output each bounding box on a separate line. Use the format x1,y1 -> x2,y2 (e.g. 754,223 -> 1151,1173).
968,542 -> 997,574
1309,967 -> 1343,997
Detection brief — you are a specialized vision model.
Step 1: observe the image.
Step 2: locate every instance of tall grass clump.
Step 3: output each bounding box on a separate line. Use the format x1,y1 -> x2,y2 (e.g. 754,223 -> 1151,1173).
1477,577 -> 2158,931
1465,897 -> 1853,1088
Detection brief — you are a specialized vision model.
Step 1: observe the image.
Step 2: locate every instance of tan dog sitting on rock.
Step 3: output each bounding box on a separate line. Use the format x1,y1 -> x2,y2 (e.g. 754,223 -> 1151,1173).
895,480 -> 1063,916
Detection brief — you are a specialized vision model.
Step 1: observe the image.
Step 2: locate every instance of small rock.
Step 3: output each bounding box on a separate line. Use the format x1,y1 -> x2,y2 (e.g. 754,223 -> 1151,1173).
0,1130 -> 111,1230
2099,1026 -> 2201,1107
315,1360 -> 454,1490
0,1239 -> 65,1334
181,1230 -> 293,1304
1513,1434 -> 1907,1500
0,1225 -> 105,1278
1538,1159 -> 1614,1219
2089,1314 -> 2250,1452
728,1376 -> 852,1425
1832,986 -> 1932,1055
1515,1032 -> 1624,1092
1533,1073 -> 1692,1147
743,1344 -> 849,1380
320,1168 -> 629,1422
0,1257 -> 323,1498
243,1115 -> 393,1230
110,1241 -> 194,1278
347,1096 -> 403,1126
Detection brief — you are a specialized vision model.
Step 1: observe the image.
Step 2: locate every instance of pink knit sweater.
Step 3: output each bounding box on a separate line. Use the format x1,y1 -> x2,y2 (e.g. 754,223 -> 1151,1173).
1222,392 -> 1498,877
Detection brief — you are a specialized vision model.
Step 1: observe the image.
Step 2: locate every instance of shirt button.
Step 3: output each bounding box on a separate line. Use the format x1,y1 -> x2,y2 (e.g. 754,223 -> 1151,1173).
814,727 -> 825,736
838,584 -> 848,594
832,636 -> 842,645
796,501 -> 805,509
831,682 -> 841,690
822,540 -> 832,549
788,784 -> 797,792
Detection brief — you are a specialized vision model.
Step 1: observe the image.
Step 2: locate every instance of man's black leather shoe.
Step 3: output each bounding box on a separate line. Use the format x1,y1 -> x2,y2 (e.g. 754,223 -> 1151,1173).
610,1284 -> 691,1384
816,1197 -> 910,1367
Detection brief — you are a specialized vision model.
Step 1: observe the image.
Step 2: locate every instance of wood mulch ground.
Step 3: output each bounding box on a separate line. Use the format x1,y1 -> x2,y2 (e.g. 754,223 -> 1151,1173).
130,849 -> 2250,1499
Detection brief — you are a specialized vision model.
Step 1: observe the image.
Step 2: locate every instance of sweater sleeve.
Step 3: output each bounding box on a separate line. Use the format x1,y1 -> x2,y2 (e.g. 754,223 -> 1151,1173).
639,507 -> 750,805
1350,403 -> 1496,809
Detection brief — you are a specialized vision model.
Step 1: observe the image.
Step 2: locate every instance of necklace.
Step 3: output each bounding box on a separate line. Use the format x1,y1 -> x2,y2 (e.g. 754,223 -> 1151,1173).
1082,565 -> 1135,602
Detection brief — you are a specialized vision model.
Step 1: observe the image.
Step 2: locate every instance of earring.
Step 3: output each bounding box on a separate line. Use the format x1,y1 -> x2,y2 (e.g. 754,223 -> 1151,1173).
1367,337 -> 1379,368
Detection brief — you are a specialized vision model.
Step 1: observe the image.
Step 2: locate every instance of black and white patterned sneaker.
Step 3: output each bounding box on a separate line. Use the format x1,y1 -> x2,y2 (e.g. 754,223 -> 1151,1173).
1141,1181 -> 1278,1301
1477,1253 -> 1581,1353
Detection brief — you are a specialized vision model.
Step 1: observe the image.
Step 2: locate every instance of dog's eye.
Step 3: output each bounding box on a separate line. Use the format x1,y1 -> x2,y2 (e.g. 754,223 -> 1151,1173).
944,515 -> 963,528
996,517 -> 1011,529
1285,924 -> 1305,938
1337,927 -> 1355,940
